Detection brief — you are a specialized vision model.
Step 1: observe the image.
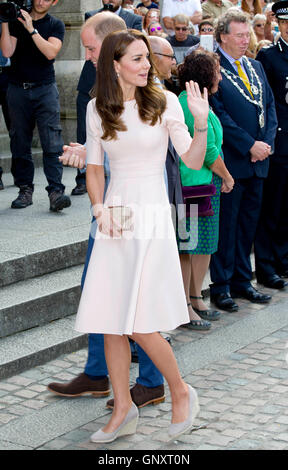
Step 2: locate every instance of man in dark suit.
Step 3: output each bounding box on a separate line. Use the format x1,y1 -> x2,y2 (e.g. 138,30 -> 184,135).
254,1 -> 288,289
209,10 -> 278,312
71,0 -> 142,195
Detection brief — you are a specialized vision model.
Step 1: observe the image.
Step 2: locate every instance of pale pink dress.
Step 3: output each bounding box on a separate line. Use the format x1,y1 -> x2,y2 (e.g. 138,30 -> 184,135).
75,90 -> 192,335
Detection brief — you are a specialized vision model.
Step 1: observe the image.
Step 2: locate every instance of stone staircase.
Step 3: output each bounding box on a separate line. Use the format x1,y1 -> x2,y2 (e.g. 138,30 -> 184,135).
0,164 -> 91,380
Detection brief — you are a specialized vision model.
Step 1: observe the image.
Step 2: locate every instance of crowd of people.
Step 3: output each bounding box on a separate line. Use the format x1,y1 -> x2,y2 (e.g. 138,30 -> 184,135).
0,0 -> 287,445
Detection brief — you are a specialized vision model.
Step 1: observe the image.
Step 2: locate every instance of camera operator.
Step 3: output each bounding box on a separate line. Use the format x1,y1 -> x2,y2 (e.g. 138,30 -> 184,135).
0,0 -> 71,211
0,27 -> 11,191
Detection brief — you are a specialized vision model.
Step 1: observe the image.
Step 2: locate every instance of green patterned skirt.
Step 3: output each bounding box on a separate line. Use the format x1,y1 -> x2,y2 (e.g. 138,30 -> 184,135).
177,174 -> 221,255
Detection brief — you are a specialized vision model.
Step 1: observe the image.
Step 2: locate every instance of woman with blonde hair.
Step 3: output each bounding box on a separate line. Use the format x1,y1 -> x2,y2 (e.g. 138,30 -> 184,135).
252,13 -> 267,41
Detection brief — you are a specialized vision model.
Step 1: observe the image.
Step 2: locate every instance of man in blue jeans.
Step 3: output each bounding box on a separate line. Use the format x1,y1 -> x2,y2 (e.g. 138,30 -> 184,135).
47,11 -> 165,408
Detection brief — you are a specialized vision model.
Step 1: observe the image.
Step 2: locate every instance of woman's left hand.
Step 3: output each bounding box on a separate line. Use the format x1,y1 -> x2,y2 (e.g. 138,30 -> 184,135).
186,80 -> 209,126
221,175 -> 234,193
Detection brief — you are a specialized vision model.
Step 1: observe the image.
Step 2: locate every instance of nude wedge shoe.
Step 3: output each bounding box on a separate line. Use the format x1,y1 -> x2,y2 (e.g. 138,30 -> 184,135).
168,385 -> 200,440
90,402 -> 139,444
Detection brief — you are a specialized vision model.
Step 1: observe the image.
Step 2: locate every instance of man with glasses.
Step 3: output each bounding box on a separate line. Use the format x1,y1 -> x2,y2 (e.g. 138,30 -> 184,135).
254,1 -> 288,288
201,0 -> 233,20
149,36 -> 176,83
162,0 -> 202,35
165,14 -> 199,94
209,10 -> 278,312
168,14 -> 199,64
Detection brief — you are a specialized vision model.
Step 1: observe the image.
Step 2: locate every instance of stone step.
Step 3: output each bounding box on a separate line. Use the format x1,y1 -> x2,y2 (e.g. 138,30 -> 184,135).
0,237 -> 88,288
0,166 -> 91,287
0,314 -> 88,380
0,149 -> 43,174
0,134 -> 11,154
0,265 -> 83,339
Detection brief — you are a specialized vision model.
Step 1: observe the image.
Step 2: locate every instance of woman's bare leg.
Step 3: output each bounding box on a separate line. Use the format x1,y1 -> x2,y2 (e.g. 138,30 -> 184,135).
190,254 -> 211,310
102,334 -> 133,433
131,331 -> 190,424
180,253 -> 203,321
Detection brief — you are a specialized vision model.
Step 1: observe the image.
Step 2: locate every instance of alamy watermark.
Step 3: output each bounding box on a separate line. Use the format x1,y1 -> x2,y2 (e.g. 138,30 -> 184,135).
88,199 -> 199,250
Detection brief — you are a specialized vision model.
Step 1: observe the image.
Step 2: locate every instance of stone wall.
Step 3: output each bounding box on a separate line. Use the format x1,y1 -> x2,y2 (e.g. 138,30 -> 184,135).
52,0 -> 102,144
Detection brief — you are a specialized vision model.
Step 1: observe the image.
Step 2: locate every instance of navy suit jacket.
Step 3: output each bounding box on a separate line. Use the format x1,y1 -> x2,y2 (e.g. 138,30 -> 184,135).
210,51 -> 278,179
256,39 -> 288,157
77,8 -> 142,95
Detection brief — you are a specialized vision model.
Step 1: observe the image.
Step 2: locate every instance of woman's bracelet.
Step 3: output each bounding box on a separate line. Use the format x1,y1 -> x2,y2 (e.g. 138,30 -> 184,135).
194,125 -> 208,133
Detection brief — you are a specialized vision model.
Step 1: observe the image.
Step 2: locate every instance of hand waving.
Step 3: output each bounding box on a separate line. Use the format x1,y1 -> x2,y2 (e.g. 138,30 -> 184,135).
186,80 -> 209,126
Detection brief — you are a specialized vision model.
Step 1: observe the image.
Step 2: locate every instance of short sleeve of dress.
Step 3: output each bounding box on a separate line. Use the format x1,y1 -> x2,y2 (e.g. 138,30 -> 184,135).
163,91 -> 192,157
86,99 -> 105,166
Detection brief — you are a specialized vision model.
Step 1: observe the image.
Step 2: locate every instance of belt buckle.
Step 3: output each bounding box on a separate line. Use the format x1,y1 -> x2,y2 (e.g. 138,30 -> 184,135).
0,67 -> 3,74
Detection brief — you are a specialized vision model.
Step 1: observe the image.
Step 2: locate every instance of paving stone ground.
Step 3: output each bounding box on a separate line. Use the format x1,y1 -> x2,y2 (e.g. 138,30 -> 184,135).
0,284 -> 287,451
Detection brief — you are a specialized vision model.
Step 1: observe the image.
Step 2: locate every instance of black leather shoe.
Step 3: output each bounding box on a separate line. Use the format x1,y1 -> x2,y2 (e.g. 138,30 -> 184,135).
71,184 -> 87,196
257,274 -> 287,290
231,286 -> 271,303
210,293 -> 239,312
0,177 -> 4,190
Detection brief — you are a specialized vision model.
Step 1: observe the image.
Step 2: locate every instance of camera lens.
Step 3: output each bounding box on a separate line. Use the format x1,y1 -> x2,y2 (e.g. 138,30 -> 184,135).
0,3 -> 19,22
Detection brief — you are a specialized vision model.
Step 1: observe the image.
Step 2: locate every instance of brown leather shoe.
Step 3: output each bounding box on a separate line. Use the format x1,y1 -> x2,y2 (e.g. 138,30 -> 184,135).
106,383 -> 165,409
47,373 -> 110,397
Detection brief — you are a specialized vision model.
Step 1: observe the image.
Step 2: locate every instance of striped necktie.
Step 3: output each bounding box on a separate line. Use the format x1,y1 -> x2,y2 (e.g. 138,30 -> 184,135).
234,60 -> 253,98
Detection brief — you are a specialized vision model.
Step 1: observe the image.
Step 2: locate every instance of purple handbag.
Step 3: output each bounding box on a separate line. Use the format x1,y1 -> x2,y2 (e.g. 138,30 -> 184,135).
182,183 -> 217,217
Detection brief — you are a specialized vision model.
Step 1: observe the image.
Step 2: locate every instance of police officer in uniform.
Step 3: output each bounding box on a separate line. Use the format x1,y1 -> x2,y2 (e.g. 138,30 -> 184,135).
254,1 -> 288,288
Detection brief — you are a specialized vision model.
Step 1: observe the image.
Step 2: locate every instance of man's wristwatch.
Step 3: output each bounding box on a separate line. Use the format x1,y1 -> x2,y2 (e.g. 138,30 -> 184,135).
30,29 -> 38,36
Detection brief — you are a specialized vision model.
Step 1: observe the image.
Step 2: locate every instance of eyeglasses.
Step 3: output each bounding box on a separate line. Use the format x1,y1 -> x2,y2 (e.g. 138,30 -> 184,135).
200,27 -> 214,33
175,26 -> 188,31
150,26 -> 162,32
154,52 -> 176,60
255,23 -> 265,27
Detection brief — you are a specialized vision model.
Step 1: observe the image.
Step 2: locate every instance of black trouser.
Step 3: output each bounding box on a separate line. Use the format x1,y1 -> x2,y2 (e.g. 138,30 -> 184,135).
0,68 -> 11,181
210,176 -> 264,294
0,68 -> 11,131
75,90 -> 90,186
254,157 -> 288,277
7,82 -> 64,194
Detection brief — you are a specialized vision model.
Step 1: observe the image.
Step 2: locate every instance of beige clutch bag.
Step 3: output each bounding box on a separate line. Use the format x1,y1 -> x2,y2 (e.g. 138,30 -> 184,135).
108,206 -> 133,231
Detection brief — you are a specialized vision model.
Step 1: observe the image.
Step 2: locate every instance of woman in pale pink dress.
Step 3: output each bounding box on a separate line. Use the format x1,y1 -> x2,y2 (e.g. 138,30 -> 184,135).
75,30 -> 209,443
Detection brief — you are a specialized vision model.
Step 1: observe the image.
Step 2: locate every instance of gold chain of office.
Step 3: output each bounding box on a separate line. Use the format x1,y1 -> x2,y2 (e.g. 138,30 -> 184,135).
220,57 -> 265,128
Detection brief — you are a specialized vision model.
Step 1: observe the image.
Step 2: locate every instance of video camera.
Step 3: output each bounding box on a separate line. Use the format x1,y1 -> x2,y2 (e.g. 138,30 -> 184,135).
0,1 -> 33,22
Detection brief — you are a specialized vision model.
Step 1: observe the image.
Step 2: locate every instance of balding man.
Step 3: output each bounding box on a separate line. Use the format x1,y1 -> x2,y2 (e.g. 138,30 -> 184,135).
149,35 -> 176,83
148,36 -> 184,209
72,1 -> 142,195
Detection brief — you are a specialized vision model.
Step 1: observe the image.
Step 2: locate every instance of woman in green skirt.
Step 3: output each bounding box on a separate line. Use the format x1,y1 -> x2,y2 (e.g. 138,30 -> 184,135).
177,49 -> 234,330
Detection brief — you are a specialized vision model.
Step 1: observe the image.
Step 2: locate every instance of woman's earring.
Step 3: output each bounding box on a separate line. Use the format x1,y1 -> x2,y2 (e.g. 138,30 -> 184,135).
116,72 -> 120,79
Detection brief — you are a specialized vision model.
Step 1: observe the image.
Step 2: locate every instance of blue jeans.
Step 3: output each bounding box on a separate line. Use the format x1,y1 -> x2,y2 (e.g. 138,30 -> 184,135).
82,160 -> 164,387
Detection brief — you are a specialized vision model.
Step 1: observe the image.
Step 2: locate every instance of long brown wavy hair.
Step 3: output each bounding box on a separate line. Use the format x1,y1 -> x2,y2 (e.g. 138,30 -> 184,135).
93,29 -> 167,141
241,0 -> 262,16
